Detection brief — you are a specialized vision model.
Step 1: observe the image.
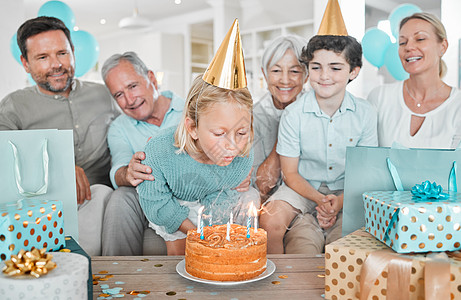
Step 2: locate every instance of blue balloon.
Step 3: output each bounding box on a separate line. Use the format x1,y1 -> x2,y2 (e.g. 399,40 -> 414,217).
384,43 -> 408,81
389,4 -> 422,38
27,74 -> 36,86
38,1 -> 76,31
10,33 -> 22,65
71,30 -> 99,77
362,28 -> 391,68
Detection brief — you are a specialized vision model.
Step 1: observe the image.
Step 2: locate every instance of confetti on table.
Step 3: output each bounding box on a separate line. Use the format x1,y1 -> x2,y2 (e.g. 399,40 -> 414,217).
166,291 -> 177,296
99,271 -> 109,274
271,281 -> 281,285
316,266 -> 325,269
278,275 -> 288,279
99,294 -> 110,297
186,290 -> 194,293
141,258 -> 149,262
187,286 -> 194,289
317,274 -> 325,278
136,269 -> 142,272
112,262 -> 119,265
315,254 -> 323,257
285,265 -> 292,269
100,278 -> 109,281
100,284 -> 110,289
154,264 -> 163,267
103,287 -> 123,295
210,292 -> 219,295
115,281 -> 125,285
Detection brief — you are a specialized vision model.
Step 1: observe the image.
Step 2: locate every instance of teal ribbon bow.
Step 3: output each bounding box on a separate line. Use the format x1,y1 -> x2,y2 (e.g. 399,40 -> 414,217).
411,181 -> 449,200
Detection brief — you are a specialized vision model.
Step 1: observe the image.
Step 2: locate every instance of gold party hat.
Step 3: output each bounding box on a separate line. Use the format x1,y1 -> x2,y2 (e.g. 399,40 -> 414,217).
317,0 -> 348,36
202,19 -> 247,89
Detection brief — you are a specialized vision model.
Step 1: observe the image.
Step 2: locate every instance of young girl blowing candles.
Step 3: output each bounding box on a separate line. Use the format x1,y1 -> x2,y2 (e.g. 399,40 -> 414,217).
137,19 -> 255,255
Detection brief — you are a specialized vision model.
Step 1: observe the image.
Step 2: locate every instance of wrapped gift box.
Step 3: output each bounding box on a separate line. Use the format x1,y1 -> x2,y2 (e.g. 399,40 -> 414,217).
325,229 -> 461,300
0,199 -> 65,260
363,191 -> 461,253
0,252 -> 88,300
58,236 -> 93,300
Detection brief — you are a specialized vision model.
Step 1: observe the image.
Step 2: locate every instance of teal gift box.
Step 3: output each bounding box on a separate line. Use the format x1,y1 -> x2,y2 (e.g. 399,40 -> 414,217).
0,199 -> 65,260
363,191 -> 461,253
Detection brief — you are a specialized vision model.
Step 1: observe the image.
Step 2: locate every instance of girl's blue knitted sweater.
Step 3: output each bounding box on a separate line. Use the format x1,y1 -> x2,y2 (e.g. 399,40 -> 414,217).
137,126 -> 253,234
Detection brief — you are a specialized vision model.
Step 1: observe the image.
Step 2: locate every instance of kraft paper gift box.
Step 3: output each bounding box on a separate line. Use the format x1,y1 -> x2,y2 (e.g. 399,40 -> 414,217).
0,199 -> 65,261
363,191 -> 461,253
325,229 -> 461,300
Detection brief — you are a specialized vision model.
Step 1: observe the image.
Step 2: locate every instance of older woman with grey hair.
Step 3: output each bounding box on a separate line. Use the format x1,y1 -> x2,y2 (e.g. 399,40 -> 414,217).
252,35 -> 308,200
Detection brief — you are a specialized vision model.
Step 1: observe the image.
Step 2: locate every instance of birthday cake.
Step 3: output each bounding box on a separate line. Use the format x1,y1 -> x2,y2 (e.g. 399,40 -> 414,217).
185,224 -> 267,281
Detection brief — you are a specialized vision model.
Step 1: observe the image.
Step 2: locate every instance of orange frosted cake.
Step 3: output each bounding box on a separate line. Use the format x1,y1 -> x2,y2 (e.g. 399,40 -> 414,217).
185,224 -> 267,281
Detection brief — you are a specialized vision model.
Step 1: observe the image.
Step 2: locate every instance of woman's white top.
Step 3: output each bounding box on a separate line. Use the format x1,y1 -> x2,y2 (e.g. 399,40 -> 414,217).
367,81 -> 461,149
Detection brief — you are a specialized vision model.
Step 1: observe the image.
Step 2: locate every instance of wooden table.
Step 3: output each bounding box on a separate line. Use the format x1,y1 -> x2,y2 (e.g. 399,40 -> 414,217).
92,254 -> 326,299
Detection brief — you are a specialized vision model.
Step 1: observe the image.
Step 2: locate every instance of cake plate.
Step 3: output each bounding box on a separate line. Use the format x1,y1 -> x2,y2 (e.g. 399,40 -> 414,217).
176,259 -> 276,285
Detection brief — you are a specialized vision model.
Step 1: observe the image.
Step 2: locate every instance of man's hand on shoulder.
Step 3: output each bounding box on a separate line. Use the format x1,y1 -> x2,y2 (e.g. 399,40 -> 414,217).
115,151 -> 155,187
75,166 -> 91,204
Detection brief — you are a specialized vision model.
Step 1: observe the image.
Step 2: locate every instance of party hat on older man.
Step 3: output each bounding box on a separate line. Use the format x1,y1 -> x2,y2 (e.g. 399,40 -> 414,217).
202,19 -> 247,89
317,0 -> 348,36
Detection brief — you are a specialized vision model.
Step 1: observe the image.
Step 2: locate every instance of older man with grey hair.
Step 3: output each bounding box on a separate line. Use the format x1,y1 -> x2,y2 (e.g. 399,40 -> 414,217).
101,52 -> 185,255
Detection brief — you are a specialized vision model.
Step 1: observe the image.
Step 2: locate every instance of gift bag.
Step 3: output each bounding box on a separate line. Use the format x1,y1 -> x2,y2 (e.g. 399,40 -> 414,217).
0,129 -> 78,238
343,146 -> 461,236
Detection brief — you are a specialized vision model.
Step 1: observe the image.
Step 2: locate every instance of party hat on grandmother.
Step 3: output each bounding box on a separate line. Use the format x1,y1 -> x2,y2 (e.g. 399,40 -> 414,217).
317,0 -> 348,36
202,19 -> 247,89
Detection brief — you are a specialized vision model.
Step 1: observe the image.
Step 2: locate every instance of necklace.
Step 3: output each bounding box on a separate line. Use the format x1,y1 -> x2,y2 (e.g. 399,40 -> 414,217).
404,80 -> 445,108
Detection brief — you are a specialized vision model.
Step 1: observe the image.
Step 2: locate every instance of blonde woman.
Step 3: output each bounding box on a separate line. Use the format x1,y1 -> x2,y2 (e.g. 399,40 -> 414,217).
368,12 -> 461,149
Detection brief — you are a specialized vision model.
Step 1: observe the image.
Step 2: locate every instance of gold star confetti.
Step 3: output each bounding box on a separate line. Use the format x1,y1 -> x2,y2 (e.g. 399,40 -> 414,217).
272,281 -> 281,285
278,275 -> 288,279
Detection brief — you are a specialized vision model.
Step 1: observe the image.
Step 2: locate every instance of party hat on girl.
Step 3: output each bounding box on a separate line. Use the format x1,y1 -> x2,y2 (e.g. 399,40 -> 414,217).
202,19 -> 247,89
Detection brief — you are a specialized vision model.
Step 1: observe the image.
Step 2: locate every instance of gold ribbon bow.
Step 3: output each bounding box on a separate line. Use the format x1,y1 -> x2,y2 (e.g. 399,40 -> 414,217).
360,250 -> 452,300
2,248 -> 57,278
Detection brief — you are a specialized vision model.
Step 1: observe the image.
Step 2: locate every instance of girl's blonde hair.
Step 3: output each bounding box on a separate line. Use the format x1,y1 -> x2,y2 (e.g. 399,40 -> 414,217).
174,75 -> 254,157
400,12 -> 448,78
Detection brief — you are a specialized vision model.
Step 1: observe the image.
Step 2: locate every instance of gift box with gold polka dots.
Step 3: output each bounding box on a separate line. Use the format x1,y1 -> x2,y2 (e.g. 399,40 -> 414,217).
325,229 -> 461,300
0,199 -> 65,260
363,191 -> 461,253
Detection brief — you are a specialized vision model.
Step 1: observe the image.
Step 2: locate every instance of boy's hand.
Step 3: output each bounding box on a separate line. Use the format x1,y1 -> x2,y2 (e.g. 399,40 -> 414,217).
317,194 -> 343,218
317,213 -> 336,229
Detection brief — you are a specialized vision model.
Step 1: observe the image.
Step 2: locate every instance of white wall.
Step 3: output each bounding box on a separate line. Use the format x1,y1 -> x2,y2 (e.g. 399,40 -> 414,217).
441,0 -> 461,88
0,0 -> 27,100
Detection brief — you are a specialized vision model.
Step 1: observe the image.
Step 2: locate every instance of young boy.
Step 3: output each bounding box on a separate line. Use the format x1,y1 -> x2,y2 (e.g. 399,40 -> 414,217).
259,34 -> 378,254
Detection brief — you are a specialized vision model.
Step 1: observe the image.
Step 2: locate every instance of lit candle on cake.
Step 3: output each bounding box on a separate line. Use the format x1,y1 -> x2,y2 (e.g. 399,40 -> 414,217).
209,213 -> 212,226
229,212 -> 233,224
226,221 -> 230,241
197,206 -> 204,233
200,220 -> 204,240
253,205 -> 258,233
246,203 -> 253,238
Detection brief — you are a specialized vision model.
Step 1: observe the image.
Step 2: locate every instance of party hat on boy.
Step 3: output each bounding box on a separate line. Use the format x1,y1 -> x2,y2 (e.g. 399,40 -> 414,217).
202,19 -> 247,89
317,0 -> 348,36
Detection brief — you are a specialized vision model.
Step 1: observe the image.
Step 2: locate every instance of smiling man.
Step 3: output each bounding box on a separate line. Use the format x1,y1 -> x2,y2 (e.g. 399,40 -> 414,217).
100,52 -> 185,255
0,16 -> 120,256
